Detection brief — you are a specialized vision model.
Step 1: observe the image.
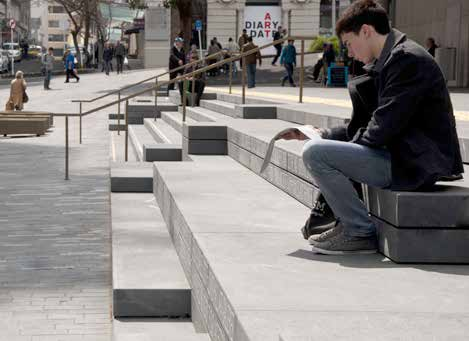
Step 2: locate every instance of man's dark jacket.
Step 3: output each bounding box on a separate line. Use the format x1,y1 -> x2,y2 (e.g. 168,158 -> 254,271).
326,29 -> 463,191
169,45 -> 186,72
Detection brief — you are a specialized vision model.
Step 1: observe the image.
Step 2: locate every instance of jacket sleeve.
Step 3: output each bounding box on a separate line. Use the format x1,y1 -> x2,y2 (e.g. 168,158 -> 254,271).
293,46 -> 297,65
353,52 -> 425,147
169,48 -> 181,64
280,47 -> 285,64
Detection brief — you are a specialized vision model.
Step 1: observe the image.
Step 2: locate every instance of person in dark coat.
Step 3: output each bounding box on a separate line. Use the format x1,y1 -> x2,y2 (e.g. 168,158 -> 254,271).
272,26 -> 286,66
282,0 -> 463,255
178,54 -> 206,106
168,37 -> 186,91
102,43 -> 113,75
425,37 -> 438,57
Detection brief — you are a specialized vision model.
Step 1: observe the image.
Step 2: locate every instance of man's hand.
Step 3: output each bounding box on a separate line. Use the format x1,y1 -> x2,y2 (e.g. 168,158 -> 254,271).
279,129 -> 308,141
178,60 -> 183,66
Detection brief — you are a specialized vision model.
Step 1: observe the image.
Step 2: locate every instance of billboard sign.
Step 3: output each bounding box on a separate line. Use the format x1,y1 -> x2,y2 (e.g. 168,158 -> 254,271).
244,6 -> 281,55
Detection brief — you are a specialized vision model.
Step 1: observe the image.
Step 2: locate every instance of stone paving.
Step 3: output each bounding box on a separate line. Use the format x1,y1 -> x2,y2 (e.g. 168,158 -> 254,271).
0,68 -> 162,341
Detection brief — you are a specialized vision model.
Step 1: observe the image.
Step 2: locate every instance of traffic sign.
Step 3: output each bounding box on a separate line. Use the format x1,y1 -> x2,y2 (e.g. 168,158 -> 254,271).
9,19 -> 15,29
195,20 -> 202,31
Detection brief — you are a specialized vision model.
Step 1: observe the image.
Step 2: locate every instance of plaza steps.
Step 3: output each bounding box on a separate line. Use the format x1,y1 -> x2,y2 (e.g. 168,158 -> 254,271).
110,93 -> 469,340
113,319 -> 210,341
168,90 -> 218,106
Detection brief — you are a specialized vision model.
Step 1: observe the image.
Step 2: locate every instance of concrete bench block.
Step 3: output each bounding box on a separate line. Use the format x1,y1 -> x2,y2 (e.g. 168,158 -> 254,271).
235,105 -> 277,119
0,118 -> 49,136
111,163 -> 153,193
183,123 -> 227,140
183,137 -> 227,155
460,137 -> 469,164
374,217 -> 469,264
364,184 -> 469,228
143,144 -> 182,162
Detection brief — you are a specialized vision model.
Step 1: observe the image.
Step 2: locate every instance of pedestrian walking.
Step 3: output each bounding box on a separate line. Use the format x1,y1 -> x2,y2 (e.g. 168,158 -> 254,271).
238,29 -> 249,68
103,43 -> 113,76
64,50 -> 80,83
272,27 -> 286,66
5,71 -> 27,111
115,41 -> 126,74
280,39 -> 297,87
42,47 -> 54,90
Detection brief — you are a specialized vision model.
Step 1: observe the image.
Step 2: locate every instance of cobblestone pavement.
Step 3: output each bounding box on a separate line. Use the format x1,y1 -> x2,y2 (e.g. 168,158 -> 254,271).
0,68 -> 162,341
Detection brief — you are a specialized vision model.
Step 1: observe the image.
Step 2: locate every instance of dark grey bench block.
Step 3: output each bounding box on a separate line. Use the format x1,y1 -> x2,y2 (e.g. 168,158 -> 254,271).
235,105 -> 277,119
113,289 -> 191,317
364,184 -> 469,228
110,163 -> 153,193
183,137 -> 227,155
143,144 -> 183,162
374,217 -> 469,264
183,123 -> 227,140
459,136 -> 469,164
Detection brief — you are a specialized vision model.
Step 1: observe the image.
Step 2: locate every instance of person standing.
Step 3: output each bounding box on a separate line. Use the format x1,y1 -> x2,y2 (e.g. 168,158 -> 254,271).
42,47 -> 54,90
168,37 -> 186,91
65,50 -> 80,83
243,37 -> 262,88
178,54 -> 206,106
425,37 -> 438,57
272,26 -> 285,66
206,39 -> 221,77
115,41 -> 126,74
102,43 -> 113,76
227,37 -> 239,75
280,39 -> 297,87
5,71 -> 27,111
238,29 -> 249,68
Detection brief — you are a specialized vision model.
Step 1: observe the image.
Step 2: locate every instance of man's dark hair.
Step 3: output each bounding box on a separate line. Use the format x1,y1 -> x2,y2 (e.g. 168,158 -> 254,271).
247,37 -> 253,43
243,29 -> 247,33
48,47 -> 54,51
336,0 -> 390,37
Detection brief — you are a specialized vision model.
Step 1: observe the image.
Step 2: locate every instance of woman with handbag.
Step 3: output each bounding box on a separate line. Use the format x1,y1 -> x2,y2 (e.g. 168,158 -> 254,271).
5,71 -> 27,111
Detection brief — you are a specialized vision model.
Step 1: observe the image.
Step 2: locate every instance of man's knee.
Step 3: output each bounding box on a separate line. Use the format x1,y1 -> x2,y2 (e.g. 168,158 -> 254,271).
302,139 -> 330,171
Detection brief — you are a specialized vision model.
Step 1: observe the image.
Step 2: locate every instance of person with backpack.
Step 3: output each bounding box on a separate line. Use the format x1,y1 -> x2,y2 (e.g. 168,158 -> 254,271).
280,39 -> 297,87
64,50 -> 79,83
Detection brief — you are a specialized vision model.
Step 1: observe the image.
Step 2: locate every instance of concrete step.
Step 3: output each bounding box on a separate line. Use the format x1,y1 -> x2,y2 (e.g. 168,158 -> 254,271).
129,124 -> 182,162
169,90 -> 217,105
113,319 -> 210,341
160,111 -> 197,134
144,118 -> 183,144
112,193 -> 191,318
152,156 -> 469,340
276,103 -> 350,128
199,100 -> 236,118
215,91 -> 280,105
111,131 -> 139,162
111,162 -> 153,193
110,113 -> 125,120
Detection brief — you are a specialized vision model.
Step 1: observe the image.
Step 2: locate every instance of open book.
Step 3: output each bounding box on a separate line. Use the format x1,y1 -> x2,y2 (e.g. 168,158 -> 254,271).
260,126 -> 321,173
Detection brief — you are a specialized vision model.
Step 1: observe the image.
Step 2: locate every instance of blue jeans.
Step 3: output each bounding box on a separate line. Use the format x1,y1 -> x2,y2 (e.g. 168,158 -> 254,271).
247,64 -> 256,88
283,63 -> 295,85
302,138 -> 392,237
44,70 -> 52,89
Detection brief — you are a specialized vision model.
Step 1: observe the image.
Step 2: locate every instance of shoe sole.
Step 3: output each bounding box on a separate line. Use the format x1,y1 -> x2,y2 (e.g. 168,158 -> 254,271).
311,246 -> 377,255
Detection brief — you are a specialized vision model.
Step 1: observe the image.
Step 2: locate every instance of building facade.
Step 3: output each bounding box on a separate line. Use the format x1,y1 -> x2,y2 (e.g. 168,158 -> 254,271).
0,0 -> 31,45
392,0 -> 469,87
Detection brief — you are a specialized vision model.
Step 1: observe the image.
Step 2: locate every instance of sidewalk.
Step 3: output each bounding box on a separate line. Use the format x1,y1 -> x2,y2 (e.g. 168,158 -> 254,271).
0,68 -> 162,341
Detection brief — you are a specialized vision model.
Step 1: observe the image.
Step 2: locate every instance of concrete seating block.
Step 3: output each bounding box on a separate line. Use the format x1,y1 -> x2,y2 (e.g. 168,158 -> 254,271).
1,111 -> 53,126
143,144 -> 182,162
364,183 -> 469,228
183,137 -> 227,155
234,105 -> 277,119
374,217 -> 469,264
183,122 -> 227,140
111,162 -> 153,193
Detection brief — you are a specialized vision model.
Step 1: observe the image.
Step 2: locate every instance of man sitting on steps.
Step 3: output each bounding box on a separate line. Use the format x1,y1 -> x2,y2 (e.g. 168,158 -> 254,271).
281,0 -> 463,255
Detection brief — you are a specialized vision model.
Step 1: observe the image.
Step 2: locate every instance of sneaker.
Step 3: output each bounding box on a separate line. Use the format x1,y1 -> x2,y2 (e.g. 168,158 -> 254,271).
301,198 -> 335,240
281,78 -> 286,87
310,230 -> 377,255
308,221 -> 343,244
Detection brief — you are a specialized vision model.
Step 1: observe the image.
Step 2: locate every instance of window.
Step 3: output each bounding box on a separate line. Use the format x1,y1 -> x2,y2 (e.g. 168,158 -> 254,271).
48,20 -> 60,28
48,5 -> 65,13
53,48 -> 64,57
48,34 -> 65,42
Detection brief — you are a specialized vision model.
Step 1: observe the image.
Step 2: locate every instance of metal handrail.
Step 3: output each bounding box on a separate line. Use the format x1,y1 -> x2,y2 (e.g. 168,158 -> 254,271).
71,50 -> 229,104
61,35 -> 316,180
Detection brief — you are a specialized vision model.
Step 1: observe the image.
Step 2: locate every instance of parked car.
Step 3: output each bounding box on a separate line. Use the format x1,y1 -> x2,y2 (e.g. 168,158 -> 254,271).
0,50 -> 10,72
2,43 -> 21,62
29,45 -> 43,58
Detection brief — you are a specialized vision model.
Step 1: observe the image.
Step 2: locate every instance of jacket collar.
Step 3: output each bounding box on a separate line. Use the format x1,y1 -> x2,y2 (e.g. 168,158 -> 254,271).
374,29 -> 406,73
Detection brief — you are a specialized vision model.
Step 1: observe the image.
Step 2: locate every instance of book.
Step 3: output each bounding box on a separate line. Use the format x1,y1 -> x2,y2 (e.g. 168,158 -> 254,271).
260,126 -> 321,174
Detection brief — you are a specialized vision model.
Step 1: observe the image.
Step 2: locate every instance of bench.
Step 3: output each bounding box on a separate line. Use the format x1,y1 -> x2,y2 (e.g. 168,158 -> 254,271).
0,117 -> 49,136
0,111 -> 53,126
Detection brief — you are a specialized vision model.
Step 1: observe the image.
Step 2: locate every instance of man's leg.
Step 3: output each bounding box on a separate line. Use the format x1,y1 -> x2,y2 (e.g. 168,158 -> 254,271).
302,138 -> 392,238
65,69 -> 70,83
195,80 -> 205,106
287,63 -> 295,85
246,64 -> 253,87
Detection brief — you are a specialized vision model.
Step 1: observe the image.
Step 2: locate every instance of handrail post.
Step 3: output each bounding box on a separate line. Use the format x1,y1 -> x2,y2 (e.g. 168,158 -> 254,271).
125,100 -> 129,162
191,78 -> 196,107
79,102 -> 82,144
117,91 -> 121,135
65,116 -> 69,180
154,77 -> 158,121
229,61 -> 233,94
242,55 -> 246,104
182,78 -> 187,122
299,39 -> 305,103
